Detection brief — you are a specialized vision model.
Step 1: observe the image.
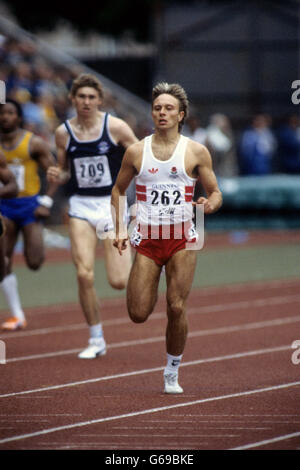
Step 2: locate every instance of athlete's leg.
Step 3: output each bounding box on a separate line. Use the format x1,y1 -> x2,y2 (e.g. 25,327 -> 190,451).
0,218 -> 26,329
69,217 -> 107,358
2,217 -> 19,275
69,217 -> 100,326
165,249 -> 197,356
163,249 -> 197,393
22,221 -> 45,270
127,252 -> 162,324
102,234 -> 132,290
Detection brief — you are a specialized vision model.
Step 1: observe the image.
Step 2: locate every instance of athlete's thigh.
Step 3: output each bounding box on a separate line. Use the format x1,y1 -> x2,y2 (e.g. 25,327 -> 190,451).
127,252 -> 162,316
69,217 -> 98,271
102,234 -> 132,283
165,249 -> 197,304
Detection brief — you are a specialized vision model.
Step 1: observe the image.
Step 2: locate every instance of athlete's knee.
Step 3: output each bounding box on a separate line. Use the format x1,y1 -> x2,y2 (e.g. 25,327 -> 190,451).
167,297 -> 185,320
26,253 -> 44,271
127,301 -> 151,323
107,260 -> 131,290
77,266 -> 95,288
128,310 -> 148,323
108,274 -> 127,290
127,291 -> 157,323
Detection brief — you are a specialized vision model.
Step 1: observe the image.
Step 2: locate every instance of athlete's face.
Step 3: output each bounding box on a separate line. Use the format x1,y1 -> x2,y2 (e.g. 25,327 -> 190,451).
72,86 -> 102,116
0,103 -> 21,133
152,94 -> 184,131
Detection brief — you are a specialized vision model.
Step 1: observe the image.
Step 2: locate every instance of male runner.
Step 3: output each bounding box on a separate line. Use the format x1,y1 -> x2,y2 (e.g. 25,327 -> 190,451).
0,99 -> 58,331
111,82 -> 222,393
0,151 -> 18,281
47,73 -> 138,359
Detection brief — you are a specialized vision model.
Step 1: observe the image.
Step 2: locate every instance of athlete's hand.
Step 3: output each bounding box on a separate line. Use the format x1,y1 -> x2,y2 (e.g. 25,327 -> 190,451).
193,197 -> 215,214
34,205 -> 51,219
47,165 -> 61,183
113,237 -> 128,255
47,165 -> 70,185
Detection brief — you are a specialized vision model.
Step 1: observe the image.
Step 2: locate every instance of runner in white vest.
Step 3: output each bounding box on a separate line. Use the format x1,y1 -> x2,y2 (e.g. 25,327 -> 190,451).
111,82 -> 222,394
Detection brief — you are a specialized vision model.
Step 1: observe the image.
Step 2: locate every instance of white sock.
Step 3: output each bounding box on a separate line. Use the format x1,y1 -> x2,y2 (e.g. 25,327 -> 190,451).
0,273 -> 25,321
89,322 -> 104,341
164,353 -> 183,375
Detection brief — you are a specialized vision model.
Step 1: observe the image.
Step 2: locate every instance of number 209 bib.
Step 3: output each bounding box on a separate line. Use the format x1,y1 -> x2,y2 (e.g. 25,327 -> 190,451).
74,155 -> 112,188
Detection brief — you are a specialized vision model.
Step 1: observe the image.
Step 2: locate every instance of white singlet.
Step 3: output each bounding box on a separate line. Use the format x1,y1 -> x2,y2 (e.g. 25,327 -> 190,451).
135,134 -> 197,226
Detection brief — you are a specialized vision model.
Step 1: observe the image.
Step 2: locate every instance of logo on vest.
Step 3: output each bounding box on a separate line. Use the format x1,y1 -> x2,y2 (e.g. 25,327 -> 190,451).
148,168 -> 158,174
169,166 -> 178,178
98,141 -> 109,154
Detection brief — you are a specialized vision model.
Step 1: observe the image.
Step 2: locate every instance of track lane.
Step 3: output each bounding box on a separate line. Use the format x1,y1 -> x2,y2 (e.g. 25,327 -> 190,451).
0,278 -> 300,449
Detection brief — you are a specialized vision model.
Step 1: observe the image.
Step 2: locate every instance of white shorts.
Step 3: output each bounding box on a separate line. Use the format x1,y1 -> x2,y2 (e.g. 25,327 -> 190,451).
68,195 -> 115,233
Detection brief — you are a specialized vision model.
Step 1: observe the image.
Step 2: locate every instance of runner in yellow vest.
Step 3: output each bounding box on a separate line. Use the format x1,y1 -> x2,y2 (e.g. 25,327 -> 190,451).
0,149 -> 18,282
0,99 -> 58,330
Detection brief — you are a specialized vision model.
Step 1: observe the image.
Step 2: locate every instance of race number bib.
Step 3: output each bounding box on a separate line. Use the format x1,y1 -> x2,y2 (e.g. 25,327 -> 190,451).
74,155 -> 112,188
8,163 -> 25,191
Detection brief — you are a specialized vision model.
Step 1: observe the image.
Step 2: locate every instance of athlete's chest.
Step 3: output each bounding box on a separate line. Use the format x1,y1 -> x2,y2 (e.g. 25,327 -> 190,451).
0,133 -> 31,163
151,141 -> 179,162
71,128 -> 100,141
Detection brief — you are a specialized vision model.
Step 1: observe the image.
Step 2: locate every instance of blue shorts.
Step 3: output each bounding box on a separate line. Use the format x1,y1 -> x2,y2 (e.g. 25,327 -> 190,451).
0,196 -> 39,228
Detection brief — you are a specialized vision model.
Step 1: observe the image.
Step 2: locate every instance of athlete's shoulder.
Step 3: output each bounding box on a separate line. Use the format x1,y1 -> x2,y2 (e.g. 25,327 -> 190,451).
27,130 -> 52,162
107,113 -> 128,129
186,136 -> 205,151
55,122 -> 70,147
55,121 -> 69,136
126,138 -> 144,154
122,139 -> 143,166
15,128 -> 33,144
187,137 -> 211,160
108,114 -> 138,147
23,129 -> 34,138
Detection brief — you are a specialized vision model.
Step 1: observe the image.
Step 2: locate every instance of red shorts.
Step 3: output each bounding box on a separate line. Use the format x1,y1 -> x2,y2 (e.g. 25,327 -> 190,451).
130,222 -> 197,266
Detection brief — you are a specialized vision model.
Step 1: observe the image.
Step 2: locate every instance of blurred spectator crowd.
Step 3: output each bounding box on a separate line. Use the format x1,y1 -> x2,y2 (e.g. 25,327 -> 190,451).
184,112 -> 300,179
0,36 -> 150,151
1,36 -> 300,180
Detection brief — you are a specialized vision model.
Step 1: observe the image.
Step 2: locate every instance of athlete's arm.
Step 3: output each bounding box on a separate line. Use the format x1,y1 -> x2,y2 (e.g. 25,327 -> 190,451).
30,134 -> 59,201
30,135 -> 56,169
192,143 -> 222,214
111,142 -> 141,254
0,152 -> 18,198
109,116 -> 139,149
47,125 -> 70,185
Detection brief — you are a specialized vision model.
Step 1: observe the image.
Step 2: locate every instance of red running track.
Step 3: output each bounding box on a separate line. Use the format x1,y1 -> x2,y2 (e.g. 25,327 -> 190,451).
0,278 -> 300,451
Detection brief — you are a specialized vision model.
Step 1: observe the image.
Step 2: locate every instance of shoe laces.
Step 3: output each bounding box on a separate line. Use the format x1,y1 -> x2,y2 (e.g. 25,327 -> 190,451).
164,373 -> 178,385
89,337 -> 105,346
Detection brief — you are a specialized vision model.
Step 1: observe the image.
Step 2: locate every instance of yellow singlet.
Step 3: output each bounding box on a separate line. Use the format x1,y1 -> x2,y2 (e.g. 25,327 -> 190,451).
0,131 -> 40,197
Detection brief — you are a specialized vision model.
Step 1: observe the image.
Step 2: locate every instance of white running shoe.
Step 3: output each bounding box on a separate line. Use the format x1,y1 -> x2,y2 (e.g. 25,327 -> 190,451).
1,316 -> 27,331
164,372 -> 183,394
78,338 -> 107,359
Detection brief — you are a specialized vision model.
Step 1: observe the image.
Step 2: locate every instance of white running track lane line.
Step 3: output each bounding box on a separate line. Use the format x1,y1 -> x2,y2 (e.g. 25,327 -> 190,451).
0,277 -> 299,335
230,431 -> 300,450
1,292 -> 300,340
0,344 -> 290,398
5,314 -> 300,363
0,380 -> 299,446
